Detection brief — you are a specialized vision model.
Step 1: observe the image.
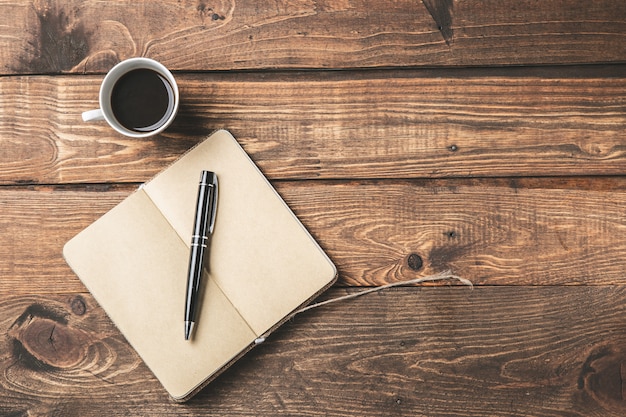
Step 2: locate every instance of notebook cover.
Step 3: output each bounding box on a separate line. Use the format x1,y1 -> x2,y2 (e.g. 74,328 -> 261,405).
63,130 -> 337,401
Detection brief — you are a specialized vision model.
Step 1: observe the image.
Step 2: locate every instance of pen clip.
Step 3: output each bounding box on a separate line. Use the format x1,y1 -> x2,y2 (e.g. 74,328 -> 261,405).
207,173 -> 218,234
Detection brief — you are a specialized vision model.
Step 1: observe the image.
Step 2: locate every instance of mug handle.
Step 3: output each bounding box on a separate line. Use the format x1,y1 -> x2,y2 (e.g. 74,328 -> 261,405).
82,109 -> 105,122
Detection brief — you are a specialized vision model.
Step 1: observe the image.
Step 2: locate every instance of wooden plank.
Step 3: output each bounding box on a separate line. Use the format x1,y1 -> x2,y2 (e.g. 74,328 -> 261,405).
288,177 -> 626,286
1,67 -> 625,184
0,0 -> 624,74
2,177 -> 626,295
0,185 -> 131,295
1,286 -> 626,415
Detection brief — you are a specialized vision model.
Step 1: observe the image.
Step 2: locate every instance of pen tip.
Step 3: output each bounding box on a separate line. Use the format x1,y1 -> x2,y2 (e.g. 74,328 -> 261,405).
184,321 -> 194,340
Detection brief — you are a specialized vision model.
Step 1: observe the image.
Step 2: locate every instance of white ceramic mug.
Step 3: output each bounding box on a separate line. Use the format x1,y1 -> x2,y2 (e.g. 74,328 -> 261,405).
82,58 -> 179,138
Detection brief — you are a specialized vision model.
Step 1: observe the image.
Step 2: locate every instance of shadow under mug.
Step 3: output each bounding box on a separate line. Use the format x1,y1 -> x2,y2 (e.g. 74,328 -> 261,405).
82,58 -> 179,138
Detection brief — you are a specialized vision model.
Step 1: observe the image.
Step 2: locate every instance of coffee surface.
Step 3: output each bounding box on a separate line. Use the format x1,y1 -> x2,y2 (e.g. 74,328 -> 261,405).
111,69 -> 174,132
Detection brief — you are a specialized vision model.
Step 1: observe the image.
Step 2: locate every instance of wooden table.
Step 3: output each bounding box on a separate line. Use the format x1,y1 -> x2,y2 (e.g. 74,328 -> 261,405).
1,1 -> 625,415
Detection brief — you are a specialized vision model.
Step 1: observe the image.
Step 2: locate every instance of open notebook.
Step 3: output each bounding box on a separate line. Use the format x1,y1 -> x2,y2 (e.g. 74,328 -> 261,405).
63,130 -> 337,401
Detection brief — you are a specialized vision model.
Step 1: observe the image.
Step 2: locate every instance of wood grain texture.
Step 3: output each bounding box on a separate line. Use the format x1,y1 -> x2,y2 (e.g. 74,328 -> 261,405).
0,186 -> 132,295
287,177 -> 626,286
1,2 -> 625,413
0,0 -> 624,74
1,67 -> 625,184
2,286 -> 626,416
0,294 -> 157,415
2,177 -> 626,295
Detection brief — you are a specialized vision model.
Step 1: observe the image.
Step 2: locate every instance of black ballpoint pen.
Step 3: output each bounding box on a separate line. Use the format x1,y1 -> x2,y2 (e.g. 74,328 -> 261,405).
184,170 -> 218,340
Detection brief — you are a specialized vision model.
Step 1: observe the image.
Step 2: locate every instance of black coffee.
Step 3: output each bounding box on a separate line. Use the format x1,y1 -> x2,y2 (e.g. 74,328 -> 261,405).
111,68 -> 174,132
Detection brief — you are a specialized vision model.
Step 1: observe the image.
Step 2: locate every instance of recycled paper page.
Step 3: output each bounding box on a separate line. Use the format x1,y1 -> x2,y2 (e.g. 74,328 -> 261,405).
63,189 -> 256,400
144,130 -> 337,336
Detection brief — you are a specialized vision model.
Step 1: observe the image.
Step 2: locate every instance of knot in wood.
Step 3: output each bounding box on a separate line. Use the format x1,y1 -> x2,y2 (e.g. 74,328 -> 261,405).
9,303 -> 90,371
407,253 -> 423,271
70,296 -> 86,316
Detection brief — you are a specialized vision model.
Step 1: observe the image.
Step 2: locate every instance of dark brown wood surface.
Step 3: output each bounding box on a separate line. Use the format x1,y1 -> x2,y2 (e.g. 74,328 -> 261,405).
2,67 -> 626,184
1,1 -> 626,415
3,287 -> 626,416
1,0 -> 624,74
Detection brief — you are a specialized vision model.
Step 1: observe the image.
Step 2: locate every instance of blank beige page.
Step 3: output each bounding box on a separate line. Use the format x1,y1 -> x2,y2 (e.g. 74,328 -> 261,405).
63,189 -> 256,400
144,130 -> 337,336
